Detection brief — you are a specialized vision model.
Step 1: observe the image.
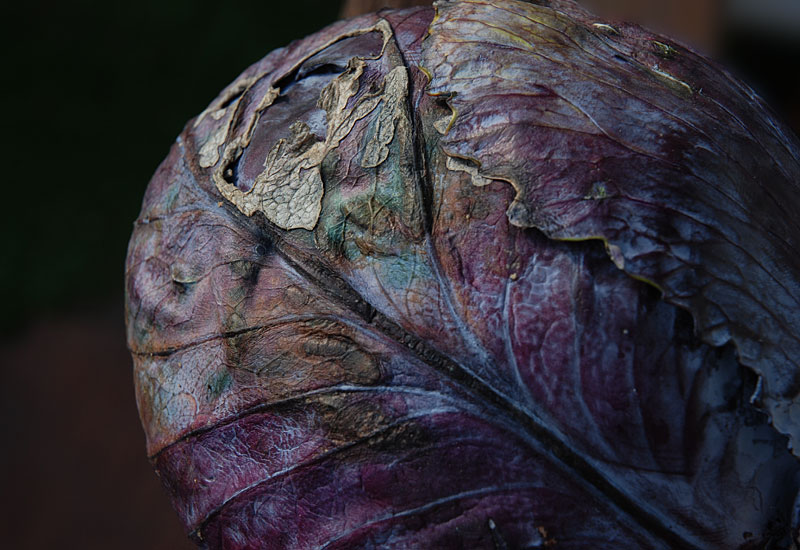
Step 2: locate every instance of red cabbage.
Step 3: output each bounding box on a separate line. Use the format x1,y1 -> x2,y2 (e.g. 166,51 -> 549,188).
126,1 -> 800,547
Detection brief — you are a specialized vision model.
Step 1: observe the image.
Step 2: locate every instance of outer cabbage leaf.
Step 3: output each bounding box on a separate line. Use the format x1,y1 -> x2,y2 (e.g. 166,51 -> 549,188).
126,2 -> 800,548
424,0 -> 800,452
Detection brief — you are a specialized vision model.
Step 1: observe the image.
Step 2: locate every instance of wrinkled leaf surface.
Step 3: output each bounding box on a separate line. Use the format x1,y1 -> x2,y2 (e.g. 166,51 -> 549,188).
126,1 -> 800,548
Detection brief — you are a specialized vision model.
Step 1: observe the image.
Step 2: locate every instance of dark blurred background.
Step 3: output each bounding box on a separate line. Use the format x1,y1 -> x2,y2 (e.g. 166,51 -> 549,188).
1,0 -> 797,548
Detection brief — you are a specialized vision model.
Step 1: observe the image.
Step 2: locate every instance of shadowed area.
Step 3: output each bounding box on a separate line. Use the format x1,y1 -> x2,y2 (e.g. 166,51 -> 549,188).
0,304 -> 194,549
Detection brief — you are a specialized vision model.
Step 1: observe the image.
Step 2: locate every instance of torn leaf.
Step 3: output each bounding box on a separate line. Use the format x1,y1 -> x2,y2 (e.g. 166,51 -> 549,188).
213,25 -> 407,231
361,66 -> 409,169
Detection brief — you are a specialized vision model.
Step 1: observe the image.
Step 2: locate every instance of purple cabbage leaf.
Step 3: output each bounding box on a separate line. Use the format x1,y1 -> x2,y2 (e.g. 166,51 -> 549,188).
125,1 -> 800,548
